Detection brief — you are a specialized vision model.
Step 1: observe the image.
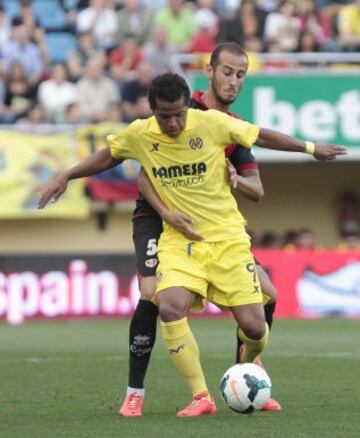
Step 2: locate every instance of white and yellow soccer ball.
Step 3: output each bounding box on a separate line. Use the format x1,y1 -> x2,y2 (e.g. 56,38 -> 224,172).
220,363 -> 272,413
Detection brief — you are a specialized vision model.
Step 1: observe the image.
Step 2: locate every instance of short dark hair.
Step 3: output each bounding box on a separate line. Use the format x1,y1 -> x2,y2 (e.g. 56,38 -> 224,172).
148,73 -> 190,110
210,43 -> 248,68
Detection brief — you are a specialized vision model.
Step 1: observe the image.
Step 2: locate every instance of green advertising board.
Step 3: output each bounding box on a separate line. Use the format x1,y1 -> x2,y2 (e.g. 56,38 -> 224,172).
191,73 -> 360,150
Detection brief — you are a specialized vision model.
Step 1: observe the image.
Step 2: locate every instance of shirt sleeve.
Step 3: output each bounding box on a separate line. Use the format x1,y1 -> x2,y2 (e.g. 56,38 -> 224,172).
208,110 -> 260,149
107,124 -> 137,161
228,146 -> 258,172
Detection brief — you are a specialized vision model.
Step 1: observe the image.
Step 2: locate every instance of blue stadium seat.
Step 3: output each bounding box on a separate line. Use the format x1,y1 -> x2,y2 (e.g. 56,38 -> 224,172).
3,0 -> 21,18
45,32 -> 76,63
32,0 -> 67,30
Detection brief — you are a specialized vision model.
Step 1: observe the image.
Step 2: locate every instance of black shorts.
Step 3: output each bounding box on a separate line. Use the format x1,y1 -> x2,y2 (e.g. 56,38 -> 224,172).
132,214 -> 163,278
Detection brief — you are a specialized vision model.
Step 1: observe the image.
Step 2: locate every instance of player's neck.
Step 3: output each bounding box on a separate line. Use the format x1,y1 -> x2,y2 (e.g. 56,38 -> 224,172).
202,90 -> 229,113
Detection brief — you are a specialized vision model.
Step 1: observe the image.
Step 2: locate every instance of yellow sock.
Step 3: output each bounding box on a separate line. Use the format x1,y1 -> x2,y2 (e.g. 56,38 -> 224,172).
238,323 -> 269,363
161,317 -> 208,397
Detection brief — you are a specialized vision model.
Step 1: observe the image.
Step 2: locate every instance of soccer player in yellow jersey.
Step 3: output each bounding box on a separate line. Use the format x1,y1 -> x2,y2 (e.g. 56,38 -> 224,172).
38,73 -> 346,417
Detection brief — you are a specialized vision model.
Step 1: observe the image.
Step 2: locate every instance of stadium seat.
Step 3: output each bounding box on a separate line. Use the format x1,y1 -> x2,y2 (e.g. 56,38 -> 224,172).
3,0 -> 21,18
45,32 -> 76,63
32,0 -> 67,30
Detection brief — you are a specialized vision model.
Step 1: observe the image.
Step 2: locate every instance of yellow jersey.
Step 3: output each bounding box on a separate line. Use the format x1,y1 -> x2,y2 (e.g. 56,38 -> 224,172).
108,108 -> 260,242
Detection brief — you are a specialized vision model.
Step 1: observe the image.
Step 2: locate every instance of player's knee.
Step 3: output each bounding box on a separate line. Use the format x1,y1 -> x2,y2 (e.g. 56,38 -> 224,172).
241,320 -> 266,340
158,302 -> 185,322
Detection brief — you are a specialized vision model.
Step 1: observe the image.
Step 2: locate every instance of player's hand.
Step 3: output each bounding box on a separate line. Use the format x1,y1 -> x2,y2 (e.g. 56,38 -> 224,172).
314,144 -> 347,161
162,211 -> 204,241
37,172 -> 69,209
226,158 -> 238,190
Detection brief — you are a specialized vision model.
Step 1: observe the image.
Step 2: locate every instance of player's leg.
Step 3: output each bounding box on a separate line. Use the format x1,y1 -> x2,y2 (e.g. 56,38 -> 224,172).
235,263 -> 277,362
157,287 -> 216,417
119,216 -> 162,417
231,302 -> 269,363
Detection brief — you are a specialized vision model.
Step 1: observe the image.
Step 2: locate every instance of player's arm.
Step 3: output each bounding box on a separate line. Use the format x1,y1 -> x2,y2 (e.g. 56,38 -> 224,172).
226,159 -> 264,202
38,147 -> 121,209
137,169 -> 204,241
255,128 -> 347,161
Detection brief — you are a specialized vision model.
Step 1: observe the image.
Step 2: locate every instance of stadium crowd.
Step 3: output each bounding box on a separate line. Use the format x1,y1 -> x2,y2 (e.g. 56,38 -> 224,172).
0,0 -> 359,125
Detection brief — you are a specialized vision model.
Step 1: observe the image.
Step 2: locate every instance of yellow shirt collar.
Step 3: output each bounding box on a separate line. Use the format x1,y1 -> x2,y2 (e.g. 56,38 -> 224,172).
148,109 -> 196,135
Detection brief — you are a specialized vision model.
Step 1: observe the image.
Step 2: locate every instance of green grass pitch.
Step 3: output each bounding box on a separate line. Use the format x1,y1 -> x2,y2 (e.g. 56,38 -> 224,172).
1,318 -> 359,438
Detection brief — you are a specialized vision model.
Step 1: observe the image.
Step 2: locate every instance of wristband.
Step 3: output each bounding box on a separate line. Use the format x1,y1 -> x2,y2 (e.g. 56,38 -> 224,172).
304,141 -> 315,155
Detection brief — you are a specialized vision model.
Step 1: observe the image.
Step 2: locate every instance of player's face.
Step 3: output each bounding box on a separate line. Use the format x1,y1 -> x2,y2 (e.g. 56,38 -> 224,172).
153,97 -> 188,138
208,51 -> 248,105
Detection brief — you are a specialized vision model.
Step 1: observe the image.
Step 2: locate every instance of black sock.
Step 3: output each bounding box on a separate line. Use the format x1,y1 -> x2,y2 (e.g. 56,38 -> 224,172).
235,300 -> 277,364
128,299 -> 159,389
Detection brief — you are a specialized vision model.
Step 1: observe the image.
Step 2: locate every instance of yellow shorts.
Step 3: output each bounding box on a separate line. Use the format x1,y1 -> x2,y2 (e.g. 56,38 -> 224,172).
155,235 -> 263,311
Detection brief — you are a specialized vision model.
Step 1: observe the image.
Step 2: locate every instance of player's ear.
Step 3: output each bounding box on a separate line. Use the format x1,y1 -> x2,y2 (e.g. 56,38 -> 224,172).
205,63 -> 213,80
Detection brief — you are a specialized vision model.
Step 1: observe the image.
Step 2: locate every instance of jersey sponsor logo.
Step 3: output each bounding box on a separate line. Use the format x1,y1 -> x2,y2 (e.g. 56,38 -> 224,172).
151,143 -> 160,152
152,162 -> 207,179
188,137 -> 203,150
145,258 -> 158,268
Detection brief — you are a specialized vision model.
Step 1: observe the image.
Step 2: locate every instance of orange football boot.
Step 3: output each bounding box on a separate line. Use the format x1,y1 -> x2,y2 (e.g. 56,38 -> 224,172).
177,391 -> 217,417
119,392 -> 144,417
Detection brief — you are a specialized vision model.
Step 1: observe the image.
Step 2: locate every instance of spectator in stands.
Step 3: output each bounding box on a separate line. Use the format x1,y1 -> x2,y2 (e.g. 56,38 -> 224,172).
37,64 -> 78,123
117,0 -> 154,45
298,0 -> 334,50
109,34 -> 144,82
294,228 -> 318,249
218,0 -> 266,46
337,230 -> 360,250
67,30 -> 101,81
65,102 -> 86,124
16,1 -> 49,69
121,61 -> 154,122
259,231 -> 281,248
154,0 -> 195,50
190,8 -> 218,54
264,0 -> 301,52
77,54 -> 120,122
263,39 -> 291,70
143,27 -> 176,75
2,61 -> 36,123
0,6 -> 11,48
16,101 -> 46,126
296,29 -> 321,54
1,18 -> 45,85
338,0 -> 360,51
76,0 -> 118,50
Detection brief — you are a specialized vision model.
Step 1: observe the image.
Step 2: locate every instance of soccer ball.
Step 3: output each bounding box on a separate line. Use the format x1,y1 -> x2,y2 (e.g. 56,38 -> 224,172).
220,363 -> 272,413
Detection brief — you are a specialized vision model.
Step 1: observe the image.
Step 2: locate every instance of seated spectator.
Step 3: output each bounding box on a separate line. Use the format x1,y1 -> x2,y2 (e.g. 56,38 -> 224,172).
1,18 -> 45,85
264,0 -> 301,52
117,0 -> 154,45
77,54 -> 120,122
143,27 -> 176,75
109,34 -> 144,82
294,228 -> 318,250
76,0 -> 118,50
259,231 -> 281,248
0,6 -> 11,48
337,230 -> 360,250
37,64 -> 78,123
218,0 -> 266,46
16,0 -> 50,66
65,102 -> 86,124
16,101 -> 46,126
263,39 -> 291,70
154,0 -> 195,50
190,8 -> 218,54
121,62 -> 154,122
298,0 -> 334,50
338,0 -> 360,51
67,31 -> 101,81
243,36 -> 264,72
296,29 -> 321,55
2,61 -> 36,123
